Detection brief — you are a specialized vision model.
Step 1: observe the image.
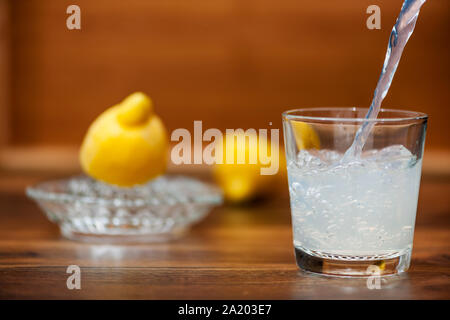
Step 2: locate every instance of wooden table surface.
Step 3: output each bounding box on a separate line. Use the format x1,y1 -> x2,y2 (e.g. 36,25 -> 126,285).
0,173 -> 449,299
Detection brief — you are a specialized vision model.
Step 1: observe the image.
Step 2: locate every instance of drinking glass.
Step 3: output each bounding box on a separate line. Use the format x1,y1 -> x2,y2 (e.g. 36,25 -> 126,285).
282,107 -> 427,276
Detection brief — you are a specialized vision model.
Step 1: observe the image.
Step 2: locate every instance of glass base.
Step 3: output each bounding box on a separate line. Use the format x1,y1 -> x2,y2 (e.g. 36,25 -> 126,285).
294,247 -> 411,277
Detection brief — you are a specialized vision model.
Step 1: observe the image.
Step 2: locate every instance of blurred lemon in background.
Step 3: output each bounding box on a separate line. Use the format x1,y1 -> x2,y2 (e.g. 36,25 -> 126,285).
213,122 -> 320,203
80,92 -> 168,186
291,121 -> 320,150
213,131 -> 285,203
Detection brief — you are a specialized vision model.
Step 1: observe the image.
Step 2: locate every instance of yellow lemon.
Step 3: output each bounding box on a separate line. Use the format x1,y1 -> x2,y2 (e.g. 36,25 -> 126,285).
213,131 -> 284,203
291,121 -> 320,150
80,92 -> 168,186
375,260 -> 386,271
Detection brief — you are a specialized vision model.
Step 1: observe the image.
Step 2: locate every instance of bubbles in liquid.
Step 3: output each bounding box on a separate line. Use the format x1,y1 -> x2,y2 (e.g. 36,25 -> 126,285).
288,146 -> 422,258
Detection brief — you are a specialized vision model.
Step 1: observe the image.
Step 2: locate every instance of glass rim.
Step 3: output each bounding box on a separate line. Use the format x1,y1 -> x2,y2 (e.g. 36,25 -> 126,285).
282,107 -> 428,123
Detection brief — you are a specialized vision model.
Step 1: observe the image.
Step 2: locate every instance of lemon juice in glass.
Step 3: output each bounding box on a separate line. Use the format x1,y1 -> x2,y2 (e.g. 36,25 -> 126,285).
283,108 -> 427,276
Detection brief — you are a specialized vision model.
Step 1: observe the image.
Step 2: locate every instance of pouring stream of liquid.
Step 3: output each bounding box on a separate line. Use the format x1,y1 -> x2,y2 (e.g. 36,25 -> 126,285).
343,0 -> 427,161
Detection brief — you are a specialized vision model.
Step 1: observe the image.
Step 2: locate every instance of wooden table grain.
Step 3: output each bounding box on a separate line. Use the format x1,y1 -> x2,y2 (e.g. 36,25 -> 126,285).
0,174 -> 449,299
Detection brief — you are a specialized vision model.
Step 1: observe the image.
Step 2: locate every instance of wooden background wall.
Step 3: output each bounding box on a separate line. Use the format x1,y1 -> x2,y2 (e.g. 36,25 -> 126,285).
0,0 -> 449,173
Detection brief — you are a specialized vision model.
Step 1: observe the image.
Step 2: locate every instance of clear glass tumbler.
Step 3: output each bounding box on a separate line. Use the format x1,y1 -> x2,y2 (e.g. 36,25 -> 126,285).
282,107 -> 427,276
